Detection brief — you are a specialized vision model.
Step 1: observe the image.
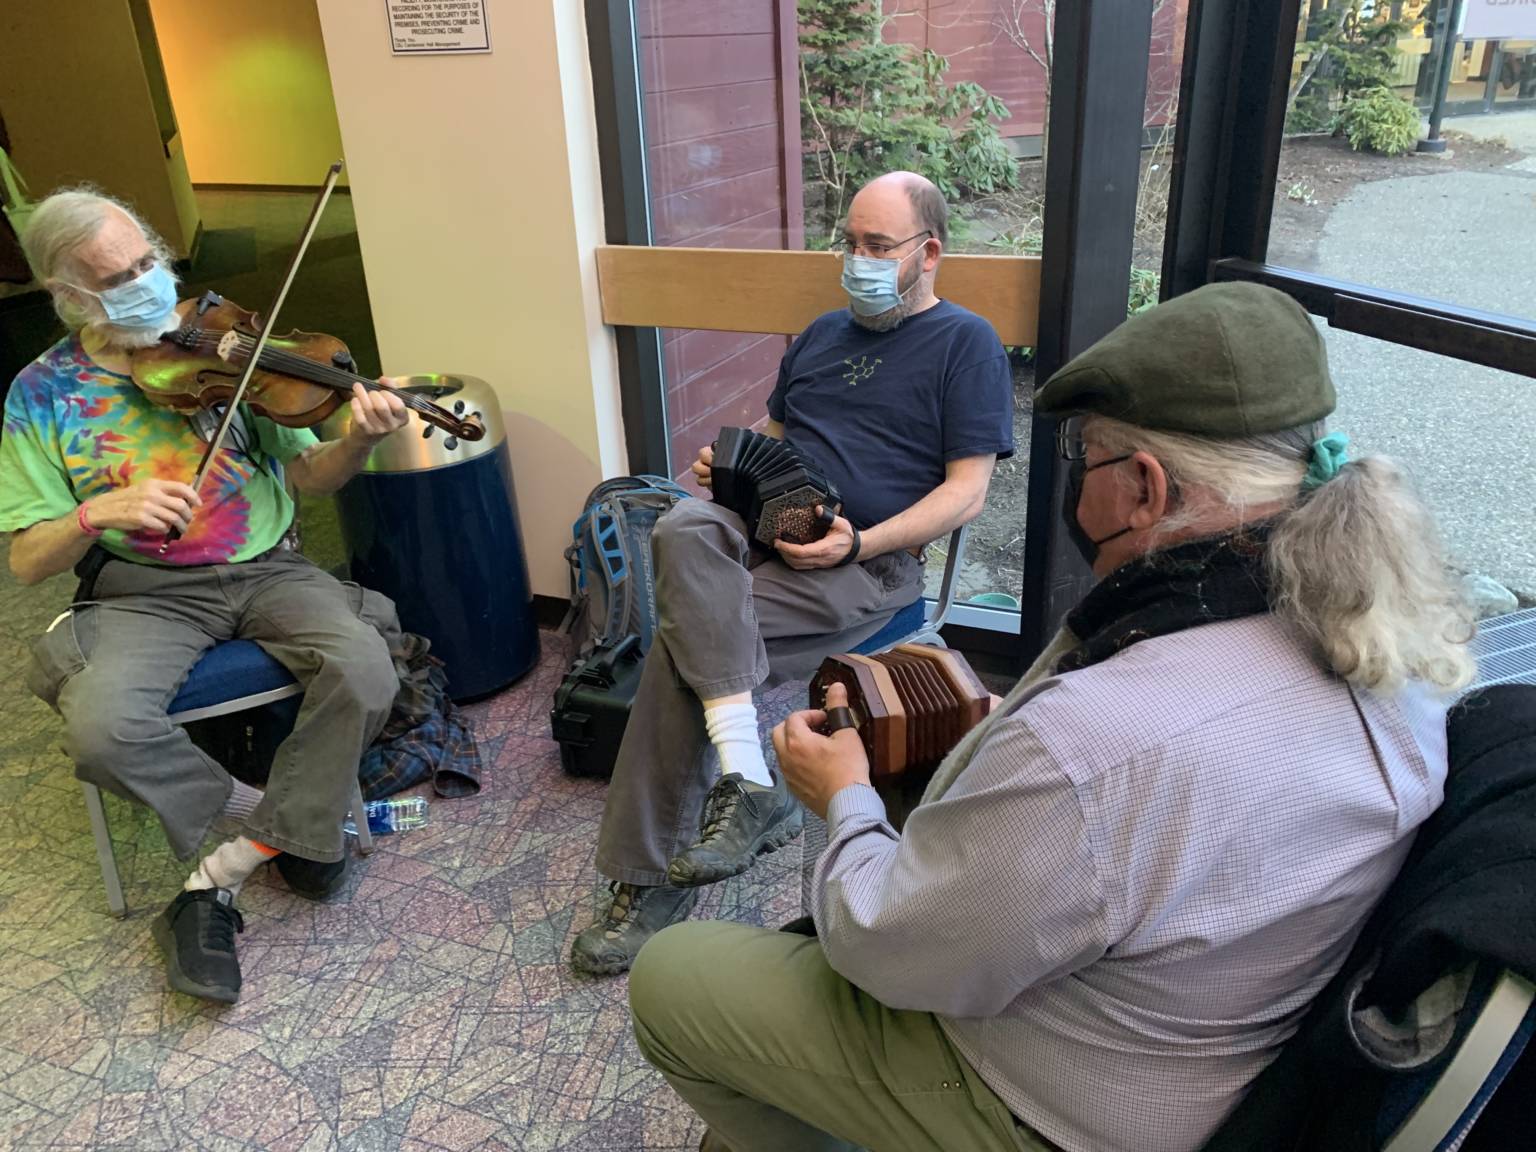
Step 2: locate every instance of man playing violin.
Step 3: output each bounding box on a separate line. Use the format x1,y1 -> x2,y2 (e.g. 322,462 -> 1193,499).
1,188 -> 411,1004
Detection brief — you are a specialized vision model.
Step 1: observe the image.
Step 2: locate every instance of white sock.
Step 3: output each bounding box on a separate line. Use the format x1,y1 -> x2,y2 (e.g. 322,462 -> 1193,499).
704,702 -> 773,788
223,780 -> 263,821
185,836 -> 278,896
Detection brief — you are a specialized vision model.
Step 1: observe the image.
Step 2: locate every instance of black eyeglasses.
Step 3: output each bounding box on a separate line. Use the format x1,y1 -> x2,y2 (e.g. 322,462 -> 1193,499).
1056,418 -> 1088,462
830,230 -> 933,259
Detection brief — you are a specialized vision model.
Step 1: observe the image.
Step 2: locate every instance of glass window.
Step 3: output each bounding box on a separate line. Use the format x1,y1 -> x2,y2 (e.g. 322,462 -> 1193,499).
1491,40 -> 1536,107
1273,6 -> 1536,313
1286,5 -> 1536,130
1315,330 -> 1535,610
629,0 -> 1188,614
1269,112 -> 1535,315
1266,4 -> 1536,614
634,0 -> 799,475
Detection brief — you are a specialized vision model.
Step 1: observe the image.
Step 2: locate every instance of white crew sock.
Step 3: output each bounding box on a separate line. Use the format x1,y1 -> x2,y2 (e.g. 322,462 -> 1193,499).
223,780 -> 263,821
185,836 -> 278,896
704,701 -> 773,788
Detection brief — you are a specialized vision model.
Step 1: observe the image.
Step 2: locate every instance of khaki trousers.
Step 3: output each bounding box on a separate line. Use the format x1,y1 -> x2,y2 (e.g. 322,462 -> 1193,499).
630,921 -> 1051,1152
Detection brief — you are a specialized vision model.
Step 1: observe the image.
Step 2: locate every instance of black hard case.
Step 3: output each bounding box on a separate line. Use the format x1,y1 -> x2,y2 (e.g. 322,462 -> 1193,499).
550,635 -> 644,780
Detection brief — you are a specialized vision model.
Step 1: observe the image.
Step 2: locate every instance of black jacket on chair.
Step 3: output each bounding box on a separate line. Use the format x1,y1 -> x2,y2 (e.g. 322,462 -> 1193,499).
1203,683 -> 1536,1152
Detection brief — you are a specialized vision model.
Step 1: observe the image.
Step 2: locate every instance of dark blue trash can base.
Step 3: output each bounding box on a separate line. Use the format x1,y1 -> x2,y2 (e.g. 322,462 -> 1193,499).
338,446 -> 540,701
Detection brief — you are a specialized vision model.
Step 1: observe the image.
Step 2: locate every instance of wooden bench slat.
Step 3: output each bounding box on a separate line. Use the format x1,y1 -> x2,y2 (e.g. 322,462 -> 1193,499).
597,245 -> 1040,346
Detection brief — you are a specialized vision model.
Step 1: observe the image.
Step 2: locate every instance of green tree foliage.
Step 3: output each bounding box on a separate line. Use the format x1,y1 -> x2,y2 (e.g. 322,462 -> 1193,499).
1287,1 -> 1409,135
799,0 -> 1017,244
1339,86 -> 1422,155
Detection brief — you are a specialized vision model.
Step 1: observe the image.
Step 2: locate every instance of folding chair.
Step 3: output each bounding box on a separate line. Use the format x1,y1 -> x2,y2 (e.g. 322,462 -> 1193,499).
1378,966 -> 1536,1151
852,523 -> 969,655
81,638 -> 373,918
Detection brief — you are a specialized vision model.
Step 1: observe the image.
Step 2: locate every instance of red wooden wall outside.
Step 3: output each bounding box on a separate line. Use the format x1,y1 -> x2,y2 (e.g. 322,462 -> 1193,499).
636,0 -> 804,484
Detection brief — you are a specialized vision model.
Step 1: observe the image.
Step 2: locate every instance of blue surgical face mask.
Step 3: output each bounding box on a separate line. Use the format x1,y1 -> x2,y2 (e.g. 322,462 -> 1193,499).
841,246 -> 923,317
75,262 -> 179,329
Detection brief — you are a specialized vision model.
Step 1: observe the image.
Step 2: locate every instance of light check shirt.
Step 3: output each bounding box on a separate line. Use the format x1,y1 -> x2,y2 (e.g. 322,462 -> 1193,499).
813,614 -> 1449,1152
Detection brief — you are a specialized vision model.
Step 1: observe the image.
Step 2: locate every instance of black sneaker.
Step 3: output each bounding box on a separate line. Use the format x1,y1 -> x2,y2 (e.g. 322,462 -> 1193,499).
275,852 -> 350,900
570,882 -> 697,976
666,772 -> 804,888
151,888 -> 244,1004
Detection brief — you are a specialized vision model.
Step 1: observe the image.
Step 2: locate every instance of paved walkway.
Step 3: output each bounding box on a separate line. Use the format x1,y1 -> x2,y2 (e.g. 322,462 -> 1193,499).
1310,111 -> 1536,602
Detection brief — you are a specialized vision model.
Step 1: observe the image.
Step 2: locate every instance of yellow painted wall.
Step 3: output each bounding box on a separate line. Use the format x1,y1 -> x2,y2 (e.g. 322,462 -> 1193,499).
314,0 -> 625,598
0,0 -> 199,255
149,0 -> 348,186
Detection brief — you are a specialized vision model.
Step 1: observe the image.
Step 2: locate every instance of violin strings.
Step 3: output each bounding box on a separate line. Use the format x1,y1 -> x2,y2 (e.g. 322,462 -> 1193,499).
179,329 -> 467,428
182,329 -> 401,400
242,344 -> 448,422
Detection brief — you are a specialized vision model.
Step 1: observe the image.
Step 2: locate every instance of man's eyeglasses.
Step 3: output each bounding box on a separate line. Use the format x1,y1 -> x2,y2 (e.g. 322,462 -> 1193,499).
1056,418 -> 1088,462
99,252 -> 160,290
830,230 -> 932,259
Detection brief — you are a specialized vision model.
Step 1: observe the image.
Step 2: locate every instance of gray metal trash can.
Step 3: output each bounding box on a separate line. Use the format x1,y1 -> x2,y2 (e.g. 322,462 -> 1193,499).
329,374 -> 539,700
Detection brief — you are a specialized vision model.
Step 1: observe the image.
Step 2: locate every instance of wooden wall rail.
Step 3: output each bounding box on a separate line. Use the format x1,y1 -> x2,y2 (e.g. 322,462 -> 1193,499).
596,246 -> 1041,346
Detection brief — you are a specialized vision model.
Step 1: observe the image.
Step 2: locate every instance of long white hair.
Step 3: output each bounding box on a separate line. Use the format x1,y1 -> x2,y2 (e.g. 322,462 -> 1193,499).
1085,414 -> 1476,695
21,186 -> 176,340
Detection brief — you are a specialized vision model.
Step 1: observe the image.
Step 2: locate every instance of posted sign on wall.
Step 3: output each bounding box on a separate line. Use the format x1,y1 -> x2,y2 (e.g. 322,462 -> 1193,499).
1462,0 -> 1536,40
385,0 -> 492,54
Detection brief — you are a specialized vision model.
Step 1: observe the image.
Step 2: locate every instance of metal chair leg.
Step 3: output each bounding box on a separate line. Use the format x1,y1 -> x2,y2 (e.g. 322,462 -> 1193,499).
80,781 -> 127,918
351,778 -> 374,856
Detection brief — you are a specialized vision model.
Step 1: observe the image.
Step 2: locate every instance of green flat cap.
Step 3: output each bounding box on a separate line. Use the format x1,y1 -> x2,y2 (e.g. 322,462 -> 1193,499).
1034,282 -> 1335,436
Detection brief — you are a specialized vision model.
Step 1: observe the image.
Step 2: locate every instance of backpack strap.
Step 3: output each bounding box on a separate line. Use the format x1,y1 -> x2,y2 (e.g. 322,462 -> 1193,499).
588,497 -> 634,650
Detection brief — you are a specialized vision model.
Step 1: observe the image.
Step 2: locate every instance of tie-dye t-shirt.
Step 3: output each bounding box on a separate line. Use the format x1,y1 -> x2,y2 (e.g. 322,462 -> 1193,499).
0,335 -> 317,565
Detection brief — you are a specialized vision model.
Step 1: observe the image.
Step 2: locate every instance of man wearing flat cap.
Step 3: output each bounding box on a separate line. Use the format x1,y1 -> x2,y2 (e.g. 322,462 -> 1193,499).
626,282 -> 1474,1152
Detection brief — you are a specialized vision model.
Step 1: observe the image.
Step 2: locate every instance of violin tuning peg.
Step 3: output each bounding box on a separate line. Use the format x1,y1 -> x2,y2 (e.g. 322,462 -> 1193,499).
444,436 -> 459,451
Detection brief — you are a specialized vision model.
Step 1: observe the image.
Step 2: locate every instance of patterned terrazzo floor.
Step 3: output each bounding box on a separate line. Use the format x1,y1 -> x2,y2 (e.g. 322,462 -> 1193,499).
0,538 -> 808,1151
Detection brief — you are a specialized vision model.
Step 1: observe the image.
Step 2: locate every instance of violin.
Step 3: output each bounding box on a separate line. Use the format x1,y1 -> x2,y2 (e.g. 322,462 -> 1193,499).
144,160 -> 450,552
131,291 -> 485,442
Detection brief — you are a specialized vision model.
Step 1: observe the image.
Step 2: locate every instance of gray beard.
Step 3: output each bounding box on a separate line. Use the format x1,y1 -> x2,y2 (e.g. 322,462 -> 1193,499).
852,296 -> 916,332
851,271 -> 929,332
90,312 -> 181,351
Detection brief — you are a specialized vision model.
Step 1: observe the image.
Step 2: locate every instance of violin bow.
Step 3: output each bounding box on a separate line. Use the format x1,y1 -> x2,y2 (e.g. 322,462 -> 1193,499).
160,160 -> 345,553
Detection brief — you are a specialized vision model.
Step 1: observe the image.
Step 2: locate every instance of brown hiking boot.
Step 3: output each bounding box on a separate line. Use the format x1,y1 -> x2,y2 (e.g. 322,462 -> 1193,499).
570,881 -> 697,976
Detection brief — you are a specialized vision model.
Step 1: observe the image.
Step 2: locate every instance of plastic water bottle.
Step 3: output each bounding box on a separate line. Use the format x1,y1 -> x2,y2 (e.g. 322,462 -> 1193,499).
343,796 -> 429,836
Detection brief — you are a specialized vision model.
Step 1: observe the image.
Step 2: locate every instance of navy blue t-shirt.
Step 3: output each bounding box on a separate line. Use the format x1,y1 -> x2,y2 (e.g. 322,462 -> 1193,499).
766,300 -> 1013,529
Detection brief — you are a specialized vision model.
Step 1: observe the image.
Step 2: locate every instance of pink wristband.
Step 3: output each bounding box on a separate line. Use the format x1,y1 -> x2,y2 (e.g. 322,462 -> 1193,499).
77,502 -> 103,538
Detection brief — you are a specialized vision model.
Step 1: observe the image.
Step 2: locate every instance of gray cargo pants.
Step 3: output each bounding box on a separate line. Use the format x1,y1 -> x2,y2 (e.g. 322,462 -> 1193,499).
25,550 -> 398,863
595,499 -> 923,886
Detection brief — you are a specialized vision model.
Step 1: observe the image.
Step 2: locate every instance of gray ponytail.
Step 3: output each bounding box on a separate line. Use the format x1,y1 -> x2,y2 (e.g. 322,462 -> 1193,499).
1085,416 -> 1476,695
1269,453 -> 1475,694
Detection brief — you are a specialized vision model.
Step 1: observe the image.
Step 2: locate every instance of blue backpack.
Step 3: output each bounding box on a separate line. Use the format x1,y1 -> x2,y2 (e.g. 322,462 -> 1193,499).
563,475 -> 693,658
